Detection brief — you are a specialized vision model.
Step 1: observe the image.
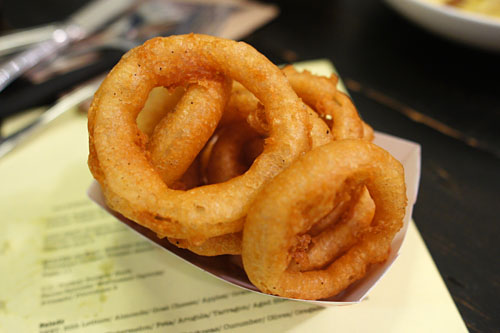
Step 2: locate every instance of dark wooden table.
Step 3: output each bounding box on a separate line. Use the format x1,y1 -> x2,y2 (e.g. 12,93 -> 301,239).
245,1 -> 500,331
1,0 -> 499,331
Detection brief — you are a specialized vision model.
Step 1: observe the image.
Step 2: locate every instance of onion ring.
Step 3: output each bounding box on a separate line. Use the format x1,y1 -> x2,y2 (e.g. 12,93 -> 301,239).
306,186 -> 356,237
242,136 -> 265,168
169,232 -> 242,256
289,187 -> 375,272
206,122 -> 263,184
136,86 -> 185,136
148,76 -> 232,186
242,140 -> 407,300
219,81 -> 261,126
282,66 -> 365,140
169,156 -> 202,191
246,103 -> 333,148
221,66 -> 370,143
88,34 -> 310,243
362,122 -> 375,141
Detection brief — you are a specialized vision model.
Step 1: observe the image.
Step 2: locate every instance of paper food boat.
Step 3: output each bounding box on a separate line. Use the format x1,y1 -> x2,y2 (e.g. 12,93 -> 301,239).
88,131 -> 420,307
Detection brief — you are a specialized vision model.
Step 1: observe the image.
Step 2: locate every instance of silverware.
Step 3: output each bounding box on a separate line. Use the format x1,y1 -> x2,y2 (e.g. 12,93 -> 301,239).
0,0 -> 239,158
0,24 -> 57,57
0,78 -> 102,159
0,0 -> 137,93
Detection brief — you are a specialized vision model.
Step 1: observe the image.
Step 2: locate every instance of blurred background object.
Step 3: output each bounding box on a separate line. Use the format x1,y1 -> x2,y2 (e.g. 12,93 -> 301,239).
385,0 -> 500,52
0,0 -> 277,119
0,0 -> 138,93
0,0 -> 277,156
423,0 -> 500,18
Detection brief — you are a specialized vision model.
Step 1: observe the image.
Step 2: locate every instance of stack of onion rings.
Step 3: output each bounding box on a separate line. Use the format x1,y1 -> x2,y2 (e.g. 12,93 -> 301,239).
88,34 -> 406,300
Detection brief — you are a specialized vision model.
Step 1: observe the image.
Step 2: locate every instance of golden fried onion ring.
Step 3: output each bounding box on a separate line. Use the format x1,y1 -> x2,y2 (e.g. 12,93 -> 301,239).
282,66 -> 365,140
88,34 -> 310,243
289,187 -> 375,272
148,77 -> 232,186
169,232 -> 242,256
136,86 -> 184,136
205,122 -> 263,184
168,156 -> 202,191
242,140 -> 407,300
224,66 -> 365,143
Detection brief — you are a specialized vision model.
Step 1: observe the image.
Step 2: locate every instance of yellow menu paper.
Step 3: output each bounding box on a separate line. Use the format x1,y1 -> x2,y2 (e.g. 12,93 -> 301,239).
0,61 -> 467,333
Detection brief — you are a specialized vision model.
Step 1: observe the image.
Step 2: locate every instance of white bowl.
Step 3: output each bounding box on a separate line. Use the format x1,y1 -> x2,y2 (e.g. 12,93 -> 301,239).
385,0 -> 500,52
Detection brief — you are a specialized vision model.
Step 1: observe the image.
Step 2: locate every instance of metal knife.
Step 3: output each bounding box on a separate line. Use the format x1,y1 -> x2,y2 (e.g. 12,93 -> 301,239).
0,0 -> 137,93
0,24 -> 57,57
0,78 -> 102,159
